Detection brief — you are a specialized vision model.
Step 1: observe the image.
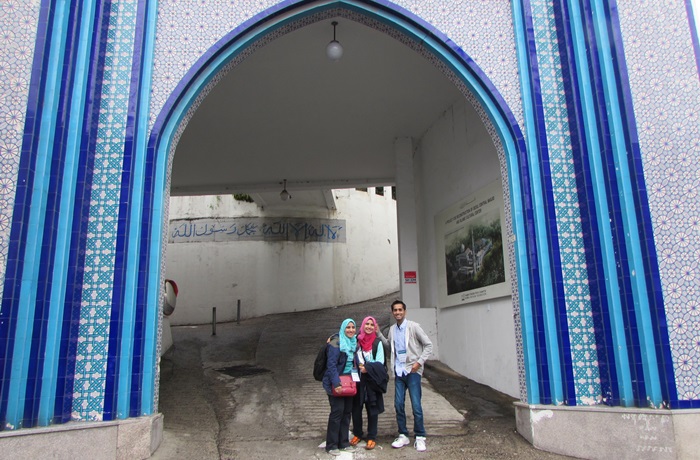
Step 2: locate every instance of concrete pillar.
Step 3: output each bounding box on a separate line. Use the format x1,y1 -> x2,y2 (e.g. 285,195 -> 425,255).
394,137 -> 420,308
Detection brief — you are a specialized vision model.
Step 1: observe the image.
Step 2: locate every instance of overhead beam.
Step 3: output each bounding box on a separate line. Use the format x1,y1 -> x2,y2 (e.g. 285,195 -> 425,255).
170,177 -> 395,196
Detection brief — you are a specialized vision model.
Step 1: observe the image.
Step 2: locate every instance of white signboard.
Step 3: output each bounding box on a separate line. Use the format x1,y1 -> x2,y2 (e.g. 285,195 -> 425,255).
435,180 -> 510,307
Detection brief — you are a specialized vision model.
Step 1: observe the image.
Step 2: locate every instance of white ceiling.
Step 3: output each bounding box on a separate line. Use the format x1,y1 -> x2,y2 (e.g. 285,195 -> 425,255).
171,17 -> 463,206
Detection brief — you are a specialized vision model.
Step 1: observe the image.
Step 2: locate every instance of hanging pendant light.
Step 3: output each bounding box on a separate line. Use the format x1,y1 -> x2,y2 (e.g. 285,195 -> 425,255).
280,179 -> 291,201
326,21 -> 343,61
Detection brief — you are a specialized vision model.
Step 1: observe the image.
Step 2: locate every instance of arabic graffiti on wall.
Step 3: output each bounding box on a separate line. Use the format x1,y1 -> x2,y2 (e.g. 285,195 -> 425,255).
169,217 -> 346,243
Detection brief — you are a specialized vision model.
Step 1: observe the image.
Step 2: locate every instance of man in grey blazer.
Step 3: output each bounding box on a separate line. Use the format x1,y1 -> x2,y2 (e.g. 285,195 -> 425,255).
387,300 -> 433,452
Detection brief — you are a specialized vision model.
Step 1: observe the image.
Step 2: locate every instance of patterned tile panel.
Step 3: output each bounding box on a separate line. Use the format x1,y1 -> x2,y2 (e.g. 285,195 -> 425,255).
149,0 -> 282,129
73,0 -> 139,421
617,1 -> 700,401
150,0 -> 523,132
0,1 -> 40,303
393,0 -> 523,128
529,1 -> 601,404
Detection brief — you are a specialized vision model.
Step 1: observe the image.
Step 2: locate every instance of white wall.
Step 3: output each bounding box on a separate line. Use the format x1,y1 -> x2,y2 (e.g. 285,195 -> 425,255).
407,307 -> 439,360
414,99 -> 520,397
165,190 -> 399,325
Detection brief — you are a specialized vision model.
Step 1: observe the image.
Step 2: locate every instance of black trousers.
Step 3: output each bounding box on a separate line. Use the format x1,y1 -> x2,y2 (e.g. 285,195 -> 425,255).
326,394 -> 353,451
352,382 -> 378,440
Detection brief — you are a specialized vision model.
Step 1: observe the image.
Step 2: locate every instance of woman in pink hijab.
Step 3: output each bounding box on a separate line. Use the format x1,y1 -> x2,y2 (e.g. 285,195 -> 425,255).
349,316 -> 388,450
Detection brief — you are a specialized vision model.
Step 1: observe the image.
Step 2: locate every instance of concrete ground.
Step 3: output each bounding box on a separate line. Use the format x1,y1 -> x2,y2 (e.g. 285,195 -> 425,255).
152,294 -> 571,460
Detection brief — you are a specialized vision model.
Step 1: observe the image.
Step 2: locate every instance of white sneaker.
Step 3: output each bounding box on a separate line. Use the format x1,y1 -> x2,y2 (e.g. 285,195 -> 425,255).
391,434 -> 410,448
415,436 -> 427,452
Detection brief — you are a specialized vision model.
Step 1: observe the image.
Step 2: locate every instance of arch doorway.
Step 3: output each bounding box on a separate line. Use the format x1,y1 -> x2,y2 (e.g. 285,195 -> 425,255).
148,2 -> 532,407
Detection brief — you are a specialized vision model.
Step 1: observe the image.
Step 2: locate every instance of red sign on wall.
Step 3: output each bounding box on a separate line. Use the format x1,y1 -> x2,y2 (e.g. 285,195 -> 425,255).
404,271 -> 417,284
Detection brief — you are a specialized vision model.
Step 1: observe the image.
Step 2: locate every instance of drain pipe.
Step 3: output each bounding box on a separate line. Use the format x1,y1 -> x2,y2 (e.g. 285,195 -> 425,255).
237,299 -> 241,325
212,307 -> 216,336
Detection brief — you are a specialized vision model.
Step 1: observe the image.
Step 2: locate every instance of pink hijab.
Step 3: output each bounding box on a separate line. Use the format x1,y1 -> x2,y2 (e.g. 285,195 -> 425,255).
357,316 -> 379,352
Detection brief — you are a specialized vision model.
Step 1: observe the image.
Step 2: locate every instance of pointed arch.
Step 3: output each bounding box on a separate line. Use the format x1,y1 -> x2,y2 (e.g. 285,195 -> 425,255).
142,0 -> 540,411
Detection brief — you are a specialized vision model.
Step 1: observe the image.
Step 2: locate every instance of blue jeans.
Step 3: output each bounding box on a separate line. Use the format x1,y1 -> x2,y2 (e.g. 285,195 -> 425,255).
394,372 -> 425,437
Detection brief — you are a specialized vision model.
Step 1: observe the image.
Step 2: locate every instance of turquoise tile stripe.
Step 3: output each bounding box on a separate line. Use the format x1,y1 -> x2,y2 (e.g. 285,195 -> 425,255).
139,0 -> 159,416
529,0 -> 601,404
512,0 -> 563,404
589,0 -> 662,406
115,0 -> 152,420
5,1 -> 70,428
38,0 -> 99,426
564,0 -> 635,406
74,0 -> 139,421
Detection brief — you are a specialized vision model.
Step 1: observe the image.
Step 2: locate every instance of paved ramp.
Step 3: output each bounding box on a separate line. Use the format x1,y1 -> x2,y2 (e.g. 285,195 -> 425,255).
153,295 -> 572,459
252,310 -> 466,442
154,294 -> 468,459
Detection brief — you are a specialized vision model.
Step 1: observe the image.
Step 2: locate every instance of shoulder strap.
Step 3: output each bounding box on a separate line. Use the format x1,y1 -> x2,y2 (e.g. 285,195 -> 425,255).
372,337 -> 387,367
329,333 -> 340,347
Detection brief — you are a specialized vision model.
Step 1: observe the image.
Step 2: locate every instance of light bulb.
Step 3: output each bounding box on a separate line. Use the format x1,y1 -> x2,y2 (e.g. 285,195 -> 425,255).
326,40 -> 343,61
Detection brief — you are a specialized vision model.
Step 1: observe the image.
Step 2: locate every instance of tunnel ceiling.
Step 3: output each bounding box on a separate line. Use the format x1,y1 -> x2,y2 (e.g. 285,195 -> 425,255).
171,17 -> 463,205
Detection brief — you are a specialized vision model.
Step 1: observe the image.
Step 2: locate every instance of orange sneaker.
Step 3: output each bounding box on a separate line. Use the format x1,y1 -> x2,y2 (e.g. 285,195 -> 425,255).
366,440 -> 376,450
350,436 -> 362,446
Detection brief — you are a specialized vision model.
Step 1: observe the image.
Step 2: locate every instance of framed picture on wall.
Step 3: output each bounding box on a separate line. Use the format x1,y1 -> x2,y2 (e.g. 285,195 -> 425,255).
435,180 -> 510,308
